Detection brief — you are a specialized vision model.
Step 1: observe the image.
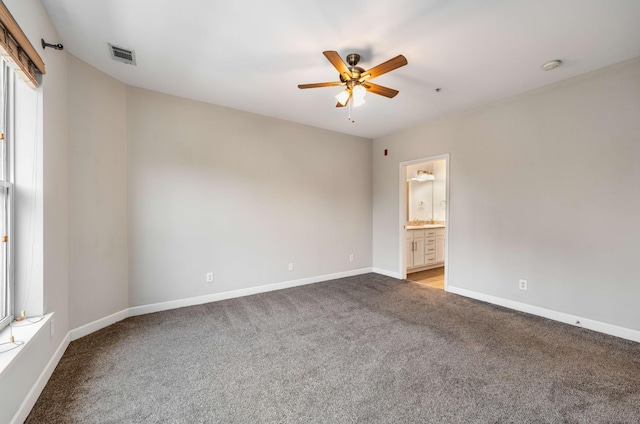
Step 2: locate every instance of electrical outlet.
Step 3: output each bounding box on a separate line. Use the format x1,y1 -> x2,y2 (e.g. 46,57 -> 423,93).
519,279 -> 528,291
206,272 -> 214,283
288,263 -> 294,271
50,319 -> 55,338
349,254 -> 354,262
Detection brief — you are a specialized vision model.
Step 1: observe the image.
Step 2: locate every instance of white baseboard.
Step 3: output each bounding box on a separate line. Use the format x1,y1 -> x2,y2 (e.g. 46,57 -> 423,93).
129,267 -> 374,317
447,285 -> 640,343
70,309 -> 130,341
372,268 -> 402,279
11,331 -> 70,424
69,268 -> 374,337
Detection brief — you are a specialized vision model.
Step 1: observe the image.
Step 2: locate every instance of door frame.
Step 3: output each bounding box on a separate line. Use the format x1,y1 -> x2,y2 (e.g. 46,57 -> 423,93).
399,153 -> 450,291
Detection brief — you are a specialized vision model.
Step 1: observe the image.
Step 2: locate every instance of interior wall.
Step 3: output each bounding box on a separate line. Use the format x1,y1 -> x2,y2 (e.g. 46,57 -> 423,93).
373,58 -> 640,332
67,55 -> 128,329
126,87 -> 372,307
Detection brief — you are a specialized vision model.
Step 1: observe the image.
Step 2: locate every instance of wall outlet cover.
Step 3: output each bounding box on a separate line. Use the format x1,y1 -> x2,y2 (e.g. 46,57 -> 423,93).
519,279 -> 528,290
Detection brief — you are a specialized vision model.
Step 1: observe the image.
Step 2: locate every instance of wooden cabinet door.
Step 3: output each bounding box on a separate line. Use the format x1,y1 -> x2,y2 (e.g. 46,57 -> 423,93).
406,238 -> 414,268
436,235 -> 445,263
413,236 -> 425,267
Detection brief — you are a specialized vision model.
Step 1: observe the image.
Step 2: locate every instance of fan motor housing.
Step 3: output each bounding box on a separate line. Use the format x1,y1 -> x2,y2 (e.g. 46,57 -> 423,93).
346,53 -> 361,66
339,53 -> 364,82
340,67 -> 365,82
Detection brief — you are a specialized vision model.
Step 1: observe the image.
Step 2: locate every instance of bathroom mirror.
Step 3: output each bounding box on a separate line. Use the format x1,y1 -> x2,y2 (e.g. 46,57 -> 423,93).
407,180 -> 434,222
406,159 -> 447,223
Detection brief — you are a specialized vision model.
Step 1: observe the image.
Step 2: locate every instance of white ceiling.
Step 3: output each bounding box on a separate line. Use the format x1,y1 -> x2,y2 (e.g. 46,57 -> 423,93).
41,0 -> 640,139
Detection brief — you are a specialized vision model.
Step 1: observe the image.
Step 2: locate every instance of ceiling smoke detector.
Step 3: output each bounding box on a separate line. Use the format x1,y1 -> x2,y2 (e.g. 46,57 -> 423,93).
108,43 -> 136,65
541,59 -> 562,71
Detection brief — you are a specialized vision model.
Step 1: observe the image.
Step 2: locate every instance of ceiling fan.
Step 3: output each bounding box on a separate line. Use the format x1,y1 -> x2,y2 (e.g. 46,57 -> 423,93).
298,51 -> 408,115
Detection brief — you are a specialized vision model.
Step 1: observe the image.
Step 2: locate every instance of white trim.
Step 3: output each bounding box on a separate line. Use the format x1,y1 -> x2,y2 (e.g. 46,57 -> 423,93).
443,156 -> 450,292
399,163 -> 407,279
10,331 -> 70,424
71,268 -> 375,337
447,285 -> 640,343
129,268 -> 373,317
0,314 -> 53,377
372,268 -> 403,279
407,263 -> 444,273
399,154 -> 450,286
70,309 -> 129,341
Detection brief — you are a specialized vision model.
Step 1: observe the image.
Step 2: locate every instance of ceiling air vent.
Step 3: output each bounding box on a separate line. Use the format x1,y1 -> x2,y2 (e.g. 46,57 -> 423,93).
108,43 -> 136,65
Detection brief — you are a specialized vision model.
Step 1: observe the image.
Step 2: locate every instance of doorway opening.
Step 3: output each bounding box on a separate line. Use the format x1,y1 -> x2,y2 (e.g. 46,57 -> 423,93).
400,154 -> 449,290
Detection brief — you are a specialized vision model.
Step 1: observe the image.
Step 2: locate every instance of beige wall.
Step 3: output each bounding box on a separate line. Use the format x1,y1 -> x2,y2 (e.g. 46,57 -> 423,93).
373,58 -> 640,331
65,56 -> 373,319
126,87 -> 372,306
68,55 -> 128,329
65,58 -> 372,321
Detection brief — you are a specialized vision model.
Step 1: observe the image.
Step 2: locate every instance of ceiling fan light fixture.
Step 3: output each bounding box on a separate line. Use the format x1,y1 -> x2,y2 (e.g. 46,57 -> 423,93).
335,89 -> 350,106
353,95 -> 366,108
352,84 -> 366,101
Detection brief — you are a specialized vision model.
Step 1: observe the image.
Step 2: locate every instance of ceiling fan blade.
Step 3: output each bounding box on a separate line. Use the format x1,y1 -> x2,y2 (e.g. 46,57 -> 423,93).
323,51 -> 353,81
359,55 -> 408,81
298,82 -> 344,89
362,82 -> 399,98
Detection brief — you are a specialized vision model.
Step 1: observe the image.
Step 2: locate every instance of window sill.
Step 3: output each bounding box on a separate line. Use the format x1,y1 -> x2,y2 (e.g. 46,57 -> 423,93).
0,312 -> 53,378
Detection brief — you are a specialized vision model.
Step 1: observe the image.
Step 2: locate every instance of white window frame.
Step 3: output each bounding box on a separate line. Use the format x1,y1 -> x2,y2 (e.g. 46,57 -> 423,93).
0,61 -> 14,332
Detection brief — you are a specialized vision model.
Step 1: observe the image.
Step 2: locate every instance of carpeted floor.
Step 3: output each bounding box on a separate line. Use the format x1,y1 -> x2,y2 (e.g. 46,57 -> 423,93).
27,273 -> 640,423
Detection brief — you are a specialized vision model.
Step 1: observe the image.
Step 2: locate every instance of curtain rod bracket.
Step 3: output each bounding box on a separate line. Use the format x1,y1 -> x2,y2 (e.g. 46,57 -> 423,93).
41,39 -> 63,51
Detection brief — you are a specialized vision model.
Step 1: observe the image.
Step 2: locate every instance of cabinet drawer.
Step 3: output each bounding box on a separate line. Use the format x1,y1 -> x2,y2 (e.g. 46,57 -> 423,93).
406,230 -> 427,239
425,247 -> 436,254
425,236 -> 436,244
425,229 -> 436,237
425,254 -> 436,264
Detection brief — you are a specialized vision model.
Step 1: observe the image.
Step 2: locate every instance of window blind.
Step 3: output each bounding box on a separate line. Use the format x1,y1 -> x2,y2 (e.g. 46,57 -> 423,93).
0,3 -> 45,88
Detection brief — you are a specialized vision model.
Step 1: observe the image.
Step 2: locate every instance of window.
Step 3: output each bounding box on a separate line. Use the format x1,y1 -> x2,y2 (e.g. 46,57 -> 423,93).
0,60 -> 13,332
0,1 -> 44,334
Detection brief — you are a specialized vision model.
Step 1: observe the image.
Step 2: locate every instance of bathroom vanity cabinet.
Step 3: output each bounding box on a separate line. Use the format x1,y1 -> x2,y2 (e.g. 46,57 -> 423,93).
406,226 -> 445,272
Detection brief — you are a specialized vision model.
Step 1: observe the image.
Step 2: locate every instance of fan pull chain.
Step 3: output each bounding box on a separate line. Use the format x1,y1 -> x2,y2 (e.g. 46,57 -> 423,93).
348,95 -> 355,123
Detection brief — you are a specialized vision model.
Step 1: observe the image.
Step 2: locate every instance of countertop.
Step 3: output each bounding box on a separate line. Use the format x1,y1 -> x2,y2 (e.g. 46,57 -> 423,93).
405,224 -> 446,229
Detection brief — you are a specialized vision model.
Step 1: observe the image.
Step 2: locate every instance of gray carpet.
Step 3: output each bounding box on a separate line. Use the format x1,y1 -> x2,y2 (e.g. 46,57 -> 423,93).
27,273 -> 640,423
